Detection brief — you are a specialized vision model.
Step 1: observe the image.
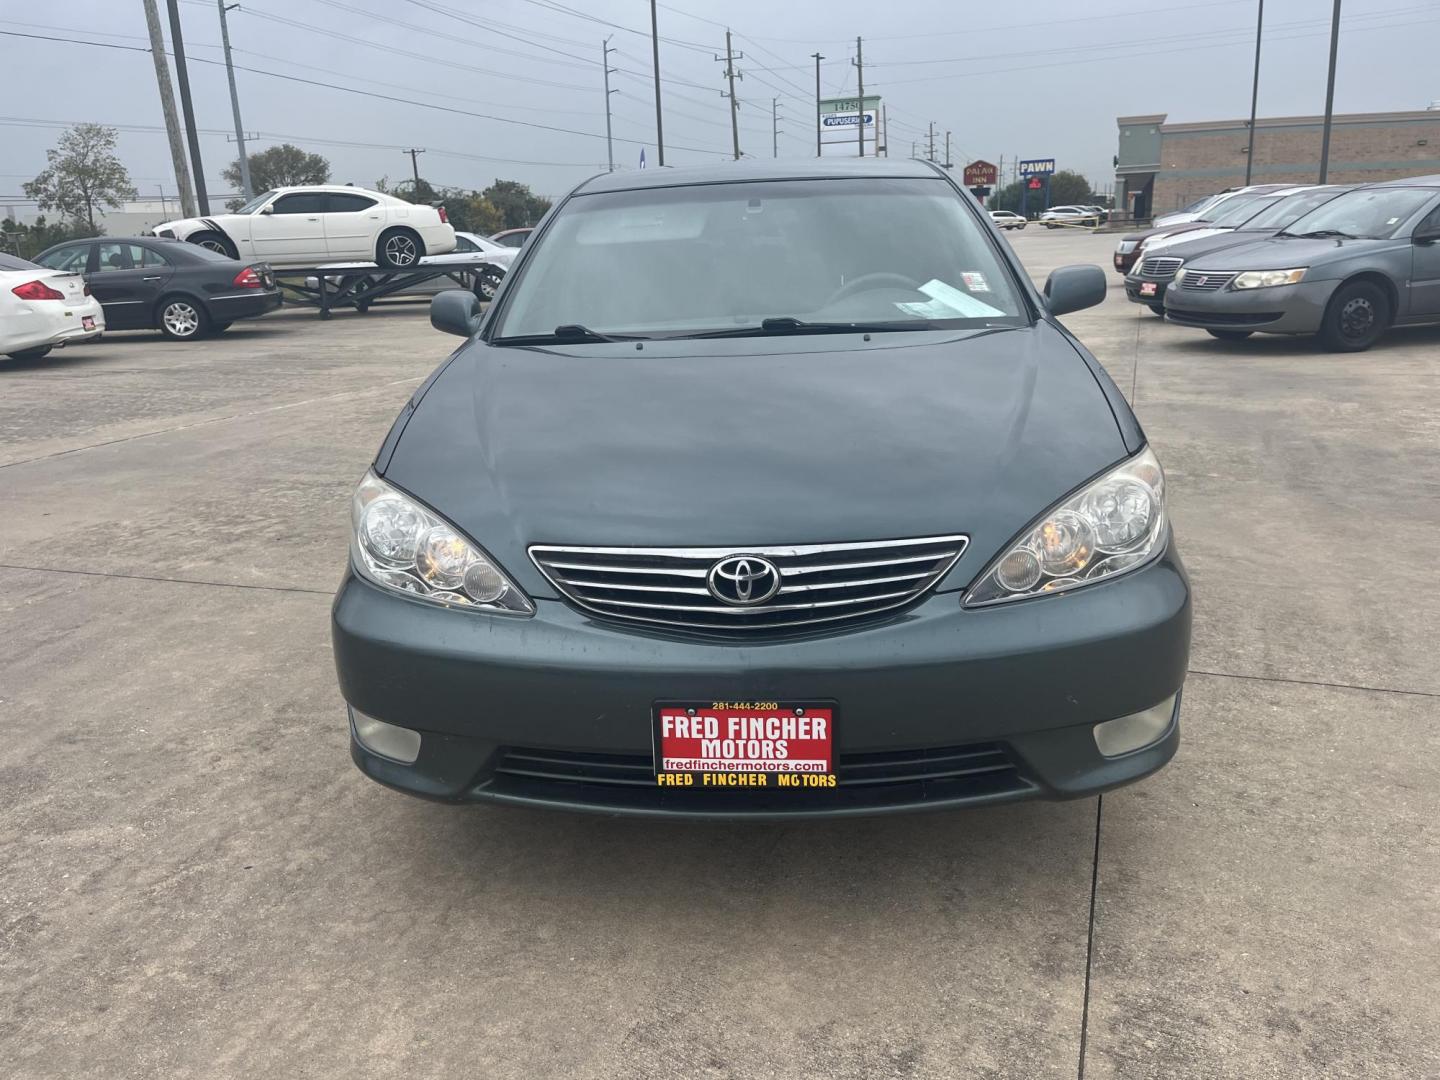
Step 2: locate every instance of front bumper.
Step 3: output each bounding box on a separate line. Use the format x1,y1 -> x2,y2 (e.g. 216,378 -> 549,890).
332,542 -> 1192,818
1164,278 -> 1336,334
1124,275 -> 1172,306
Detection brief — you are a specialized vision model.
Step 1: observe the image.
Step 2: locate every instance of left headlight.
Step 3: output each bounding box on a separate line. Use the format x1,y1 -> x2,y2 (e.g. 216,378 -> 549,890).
350,470 -> 534,614
1232,268 -> 1306,290
965,447 -> 1168,606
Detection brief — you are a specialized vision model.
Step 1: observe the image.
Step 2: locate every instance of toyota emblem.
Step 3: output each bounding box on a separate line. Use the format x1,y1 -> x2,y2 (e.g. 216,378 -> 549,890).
706,555 -> 781,606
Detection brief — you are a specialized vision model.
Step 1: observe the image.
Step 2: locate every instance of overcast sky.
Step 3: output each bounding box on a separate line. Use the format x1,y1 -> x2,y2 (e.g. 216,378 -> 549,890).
2,0 -> 1437,211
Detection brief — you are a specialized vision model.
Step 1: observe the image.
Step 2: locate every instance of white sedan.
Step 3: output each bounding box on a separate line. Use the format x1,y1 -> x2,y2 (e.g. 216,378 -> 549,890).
153,185 -> 456,269
988,210 -> 1027,230
1040,205 -> 1103,228
1,251 -> 105,360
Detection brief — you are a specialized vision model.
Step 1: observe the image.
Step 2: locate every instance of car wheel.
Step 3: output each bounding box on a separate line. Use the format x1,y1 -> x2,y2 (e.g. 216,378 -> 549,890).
474,265 -> 505,301
157,296 -> 209,340
377,229 -> 422,269
189,231 -> 237,260
1149,304 -> 1166,316
1317,280 -> 1390,352
1206,329 -> 1253,341
6,345 -> 54,360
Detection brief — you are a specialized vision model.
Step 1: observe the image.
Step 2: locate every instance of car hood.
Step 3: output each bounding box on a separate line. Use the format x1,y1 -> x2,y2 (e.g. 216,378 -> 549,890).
382,322 -> 1132,599
1186,234 -> 1390,272
1149,228 -> 1278,263
1122,220 -> 1212,244
153,214 -> 245,237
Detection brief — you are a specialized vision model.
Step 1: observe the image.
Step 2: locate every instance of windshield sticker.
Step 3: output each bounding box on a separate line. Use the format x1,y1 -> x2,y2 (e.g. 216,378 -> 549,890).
895,278 -> 1006,319
961,271 -> 991,292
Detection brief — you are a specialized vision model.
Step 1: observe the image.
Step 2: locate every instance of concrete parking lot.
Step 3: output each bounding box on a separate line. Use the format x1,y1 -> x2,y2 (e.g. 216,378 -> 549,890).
3,232 -> 1437,1079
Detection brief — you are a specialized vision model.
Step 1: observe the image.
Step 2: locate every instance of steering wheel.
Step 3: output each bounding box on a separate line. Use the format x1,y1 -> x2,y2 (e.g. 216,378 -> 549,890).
825,272 -> 923,305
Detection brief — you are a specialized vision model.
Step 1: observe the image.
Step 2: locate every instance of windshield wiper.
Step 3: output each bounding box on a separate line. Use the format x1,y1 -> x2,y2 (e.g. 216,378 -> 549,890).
494,323 -> 647,344
1280,228 -> 1358,240
683,316 -> 949,339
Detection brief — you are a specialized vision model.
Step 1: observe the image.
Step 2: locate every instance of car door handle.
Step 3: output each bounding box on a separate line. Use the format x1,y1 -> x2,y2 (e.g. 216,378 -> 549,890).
143,275 -> 163,281
307,217 -> 319,221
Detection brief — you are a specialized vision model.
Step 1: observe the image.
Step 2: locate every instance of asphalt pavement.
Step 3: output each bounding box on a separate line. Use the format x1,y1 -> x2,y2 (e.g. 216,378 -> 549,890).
2,235 -> 1436,1079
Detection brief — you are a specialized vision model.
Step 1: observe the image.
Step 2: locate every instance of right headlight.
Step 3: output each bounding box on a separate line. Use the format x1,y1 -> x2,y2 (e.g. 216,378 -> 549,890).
1232,268 -> 1306,290
965,448 -> 1168,606
350,470 -> 533,614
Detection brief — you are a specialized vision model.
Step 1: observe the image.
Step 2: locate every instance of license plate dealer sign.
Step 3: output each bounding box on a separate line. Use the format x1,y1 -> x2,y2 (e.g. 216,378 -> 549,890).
654,702 -> 836,790
1139,281 -> 1157,296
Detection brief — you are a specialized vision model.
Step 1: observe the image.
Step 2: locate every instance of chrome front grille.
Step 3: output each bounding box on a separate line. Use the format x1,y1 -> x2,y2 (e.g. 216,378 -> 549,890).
530,535 -> 968,633
1139,255 -> 1183,277
1178,270 -> 1234,291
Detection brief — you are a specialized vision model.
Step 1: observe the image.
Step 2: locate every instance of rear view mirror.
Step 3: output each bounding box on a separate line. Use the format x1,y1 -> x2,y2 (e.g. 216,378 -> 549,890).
431,289 -> 484,338
1043,264 -> 1107,317
258,205 -> 273,215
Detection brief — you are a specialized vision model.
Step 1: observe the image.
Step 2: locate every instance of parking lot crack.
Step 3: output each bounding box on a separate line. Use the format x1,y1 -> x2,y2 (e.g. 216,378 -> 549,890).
0,562 -> 333,597
1077,794 -> 1103,1080
1188,667 -> 1440,700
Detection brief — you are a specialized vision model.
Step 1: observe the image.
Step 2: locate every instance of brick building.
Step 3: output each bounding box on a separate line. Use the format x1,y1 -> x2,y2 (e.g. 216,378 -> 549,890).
1115,109 -> 1440,220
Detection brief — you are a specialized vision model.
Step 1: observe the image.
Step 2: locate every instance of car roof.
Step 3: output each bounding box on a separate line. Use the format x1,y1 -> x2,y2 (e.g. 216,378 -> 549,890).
1366,174 -> 1440,189
269,184 -> 387,197
573,158 -> 945,195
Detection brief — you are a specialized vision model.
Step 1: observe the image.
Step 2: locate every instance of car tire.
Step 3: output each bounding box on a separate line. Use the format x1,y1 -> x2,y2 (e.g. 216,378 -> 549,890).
189,231 -> 237,260
7,345 -> 54,360
474,265 -> 505,301
1149,304 -> 1166,316
1206,329 -> 1253,341
377,228 -> 423,269
156,295 -> 209,341
1317,280 -> 1390,352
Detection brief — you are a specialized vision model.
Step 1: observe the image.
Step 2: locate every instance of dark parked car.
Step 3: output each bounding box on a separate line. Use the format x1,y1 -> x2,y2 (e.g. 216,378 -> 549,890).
332,160 -> 1192,818
1165,177 -> 1440,350
33,236 -> 280,340
1125,186 -> 1351,313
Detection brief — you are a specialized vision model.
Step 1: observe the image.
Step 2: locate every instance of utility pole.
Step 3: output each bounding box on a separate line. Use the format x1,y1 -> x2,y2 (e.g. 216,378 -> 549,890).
717,30 -> 743,161
602,37 -> 617,172
402,148 -> 425,195
772,98 -> 782,158
853,36 -> 865,157
142,0 -> 196,218
1318,0 -> 1342,182
216,0 -> 251,199
880,103 -> 888,156
1244,0 -> 1264,185
165,0 -> 208,214
649,0 -> 665,166
811,53 -> 824,157
927,121 -> 935,162
944,130 -> 952,169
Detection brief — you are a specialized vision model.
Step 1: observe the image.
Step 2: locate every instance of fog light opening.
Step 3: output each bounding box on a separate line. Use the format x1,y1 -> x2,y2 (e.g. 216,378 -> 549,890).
351,708 -> 422,764
1093,694 -> 1177,758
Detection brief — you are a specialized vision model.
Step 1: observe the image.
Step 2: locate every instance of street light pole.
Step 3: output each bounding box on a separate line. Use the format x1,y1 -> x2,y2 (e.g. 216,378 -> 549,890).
1244,0 -> 1264,185
216,0 -> 251,199
772,98 -> 781,158
853,37 -> 864,158
812,52 -> 824,158
649,0 -> 665,166
1318,0 -> 1342,182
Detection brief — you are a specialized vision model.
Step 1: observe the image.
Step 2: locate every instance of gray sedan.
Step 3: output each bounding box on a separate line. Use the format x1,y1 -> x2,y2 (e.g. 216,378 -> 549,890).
331,159 -> 1192,819
1164,177 -> 1440,350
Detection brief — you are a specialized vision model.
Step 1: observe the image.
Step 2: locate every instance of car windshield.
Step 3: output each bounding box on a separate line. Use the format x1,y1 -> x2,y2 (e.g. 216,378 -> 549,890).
1279,187 -> 1436,239
1208,194 -> 1283,227
234,190 -> 276,214
493,177 -> 1027,340
1176,194 -> 1217,215
1196,192 -> 1265,222
1241,187 -> 1345,230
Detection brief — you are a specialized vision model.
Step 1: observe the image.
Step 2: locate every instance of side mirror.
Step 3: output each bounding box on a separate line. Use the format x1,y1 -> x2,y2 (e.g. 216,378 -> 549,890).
259,205 -> 273,215
1043,264 -> 1107,316
431,289 -> 484,337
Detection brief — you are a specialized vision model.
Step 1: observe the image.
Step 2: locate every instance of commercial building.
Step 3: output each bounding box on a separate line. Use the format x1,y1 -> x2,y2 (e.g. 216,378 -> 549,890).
1115,108 -> 1440,220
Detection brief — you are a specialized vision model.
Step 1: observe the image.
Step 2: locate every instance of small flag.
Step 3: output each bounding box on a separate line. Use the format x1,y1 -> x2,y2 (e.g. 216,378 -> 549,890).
639,148 -> 647,170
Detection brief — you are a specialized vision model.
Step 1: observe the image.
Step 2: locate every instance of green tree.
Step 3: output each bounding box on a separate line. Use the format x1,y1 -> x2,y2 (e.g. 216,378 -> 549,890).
224,144 -> 330,209
376,176 -> 508,235
22,124 -> 137,233
0,215 -> 95,260
481,179 -> 551,229
1048,170 -> 1094,207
